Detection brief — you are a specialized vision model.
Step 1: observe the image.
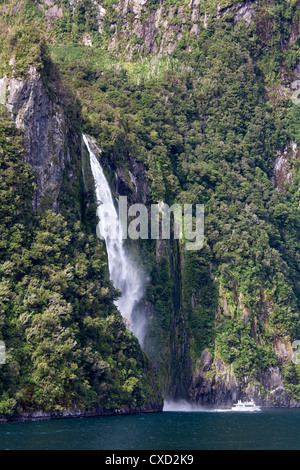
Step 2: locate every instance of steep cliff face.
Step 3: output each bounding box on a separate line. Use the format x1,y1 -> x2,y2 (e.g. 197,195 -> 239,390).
272,142 -> 299,192
33,0 -> 260,57
0,0 -> 299,411
104,0 -> 259,56
190,349 -> 299,407
0,64 -> 81,213
63,0 -> 298,406
99,147 -> 192,398
0,13 -> 164,417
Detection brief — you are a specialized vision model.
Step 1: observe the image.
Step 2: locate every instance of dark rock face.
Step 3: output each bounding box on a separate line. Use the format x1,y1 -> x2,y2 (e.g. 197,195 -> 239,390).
85,135 -> 151,206
113,155 -> 150,205
190,349 -> 299,407
190,350 -> 239,406
62,0 -> 259,58
3,66 -> 80,212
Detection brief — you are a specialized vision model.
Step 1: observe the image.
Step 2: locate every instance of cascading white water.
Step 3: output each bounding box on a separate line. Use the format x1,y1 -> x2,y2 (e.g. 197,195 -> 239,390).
83,134 -> 146,345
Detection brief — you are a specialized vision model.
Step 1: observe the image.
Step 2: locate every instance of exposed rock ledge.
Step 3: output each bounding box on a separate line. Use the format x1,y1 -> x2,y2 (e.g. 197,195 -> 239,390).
0,403 -> 163,423
272,141 -> 299,192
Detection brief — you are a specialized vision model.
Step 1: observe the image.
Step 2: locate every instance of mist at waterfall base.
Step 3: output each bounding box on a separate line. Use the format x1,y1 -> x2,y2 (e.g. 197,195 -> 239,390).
84,135 -> 146,346
163,399 -> 205,412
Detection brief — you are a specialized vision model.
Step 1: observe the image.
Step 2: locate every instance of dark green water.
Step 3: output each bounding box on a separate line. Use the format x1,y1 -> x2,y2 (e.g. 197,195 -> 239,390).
1,408 -> 300,450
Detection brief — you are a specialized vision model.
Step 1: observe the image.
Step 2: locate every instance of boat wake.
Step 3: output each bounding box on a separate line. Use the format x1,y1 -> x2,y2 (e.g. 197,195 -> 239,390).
163,399 -> 261,413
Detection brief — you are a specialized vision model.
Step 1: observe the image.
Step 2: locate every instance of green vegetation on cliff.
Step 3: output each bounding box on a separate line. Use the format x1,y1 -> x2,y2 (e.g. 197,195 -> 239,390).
49,2 -> 300,396
0,108 -> 161,415
0,0 -> 299,406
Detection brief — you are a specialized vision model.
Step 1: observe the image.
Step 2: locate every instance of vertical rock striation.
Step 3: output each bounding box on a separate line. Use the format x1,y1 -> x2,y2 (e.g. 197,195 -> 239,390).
1,65 -> 81,212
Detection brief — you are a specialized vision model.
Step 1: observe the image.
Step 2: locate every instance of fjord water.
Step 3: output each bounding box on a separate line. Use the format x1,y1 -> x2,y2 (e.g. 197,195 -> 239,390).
83,134 -> 146,345
1,409 -> 300,450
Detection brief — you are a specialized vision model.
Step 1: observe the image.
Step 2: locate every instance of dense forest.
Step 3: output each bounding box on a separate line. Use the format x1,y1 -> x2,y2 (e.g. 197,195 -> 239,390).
0,0 -> 299,416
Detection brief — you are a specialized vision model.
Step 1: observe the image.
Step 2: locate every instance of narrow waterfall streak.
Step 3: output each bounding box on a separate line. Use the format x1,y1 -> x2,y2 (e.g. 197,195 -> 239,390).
163,400 -> 204,412
83,134 -> 146,346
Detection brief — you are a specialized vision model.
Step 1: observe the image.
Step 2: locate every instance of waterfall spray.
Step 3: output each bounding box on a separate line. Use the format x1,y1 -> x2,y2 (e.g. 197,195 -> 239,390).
83,134 -> 146,346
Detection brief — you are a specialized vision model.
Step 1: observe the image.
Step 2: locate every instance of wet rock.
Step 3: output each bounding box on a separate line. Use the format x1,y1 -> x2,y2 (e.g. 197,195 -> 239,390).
190,350 -> 299,407
1,66 -> 80,212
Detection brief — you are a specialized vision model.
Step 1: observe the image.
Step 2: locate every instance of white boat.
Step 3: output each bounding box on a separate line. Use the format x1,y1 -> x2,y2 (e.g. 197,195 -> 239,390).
231,399 -> 261,412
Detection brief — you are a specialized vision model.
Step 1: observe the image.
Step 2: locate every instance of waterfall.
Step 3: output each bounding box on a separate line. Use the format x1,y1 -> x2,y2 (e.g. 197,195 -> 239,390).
83,134 -> 146,346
